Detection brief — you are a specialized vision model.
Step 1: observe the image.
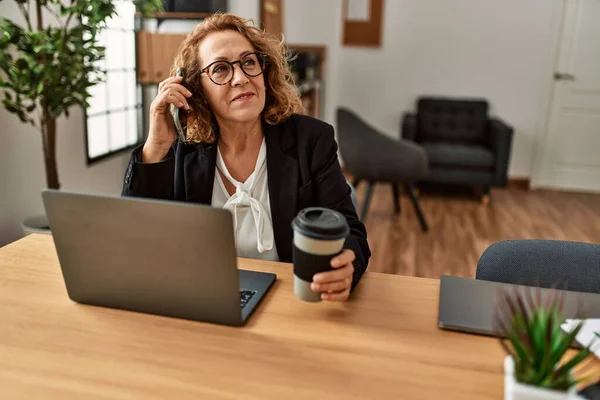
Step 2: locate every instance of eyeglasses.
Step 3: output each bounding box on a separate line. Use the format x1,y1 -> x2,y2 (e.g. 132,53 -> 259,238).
201,52 -> 265,85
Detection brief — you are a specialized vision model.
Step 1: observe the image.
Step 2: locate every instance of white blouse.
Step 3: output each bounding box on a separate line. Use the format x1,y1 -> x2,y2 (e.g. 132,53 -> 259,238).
211,139 -> 279,262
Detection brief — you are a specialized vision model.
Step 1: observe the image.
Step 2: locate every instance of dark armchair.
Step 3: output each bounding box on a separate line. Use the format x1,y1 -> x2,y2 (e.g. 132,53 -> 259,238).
402,97 -> 513,198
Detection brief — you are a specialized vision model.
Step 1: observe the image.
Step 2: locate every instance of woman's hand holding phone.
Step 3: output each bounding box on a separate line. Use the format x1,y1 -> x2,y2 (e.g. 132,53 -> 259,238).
142,75 -> 193,163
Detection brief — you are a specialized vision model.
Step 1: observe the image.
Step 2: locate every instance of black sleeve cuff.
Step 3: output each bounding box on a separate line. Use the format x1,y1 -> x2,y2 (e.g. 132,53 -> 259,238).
122,144 -> 176,199
344,234 -> 368,292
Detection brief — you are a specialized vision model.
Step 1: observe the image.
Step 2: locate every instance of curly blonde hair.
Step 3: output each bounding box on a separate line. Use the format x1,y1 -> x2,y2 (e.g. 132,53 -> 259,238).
170,13 -> 304,144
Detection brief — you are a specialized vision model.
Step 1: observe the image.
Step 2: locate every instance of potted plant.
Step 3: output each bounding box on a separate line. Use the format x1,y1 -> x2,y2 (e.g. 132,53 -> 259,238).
0,0 -> 162,234
495,287 -> 598,400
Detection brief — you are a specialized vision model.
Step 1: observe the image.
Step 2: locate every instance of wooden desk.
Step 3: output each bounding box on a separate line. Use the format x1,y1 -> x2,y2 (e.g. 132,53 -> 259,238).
0,234 -> 586,399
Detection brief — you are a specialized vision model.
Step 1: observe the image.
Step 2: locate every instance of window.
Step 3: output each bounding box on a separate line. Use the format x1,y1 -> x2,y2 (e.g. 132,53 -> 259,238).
84,0 -> 142,164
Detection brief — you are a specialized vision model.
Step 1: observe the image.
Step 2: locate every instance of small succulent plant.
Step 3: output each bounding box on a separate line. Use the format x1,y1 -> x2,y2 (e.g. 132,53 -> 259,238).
494,286 -> 596,391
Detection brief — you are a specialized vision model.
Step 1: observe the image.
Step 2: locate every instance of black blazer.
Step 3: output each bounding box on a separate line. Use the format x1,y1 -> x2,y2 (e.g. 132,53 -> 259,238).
122,114 -> 371,289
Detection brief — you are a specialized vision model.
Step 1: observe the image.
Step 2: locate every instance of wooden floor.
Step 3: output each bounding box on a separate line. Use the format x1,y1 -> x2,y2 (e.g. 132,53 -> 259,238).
355,183 -> 600,279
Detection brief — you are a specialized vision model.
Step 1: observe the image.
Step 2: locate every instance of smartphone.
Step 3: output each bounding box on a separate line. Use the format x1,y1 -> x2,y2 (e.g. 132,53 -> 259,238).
172,67 -> 187,143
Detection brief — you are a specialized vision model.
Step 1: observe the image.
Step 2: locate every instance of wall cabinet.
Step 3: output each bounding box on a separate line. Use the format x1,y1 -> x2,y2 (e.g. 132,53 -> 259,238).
136,31 -> 187,84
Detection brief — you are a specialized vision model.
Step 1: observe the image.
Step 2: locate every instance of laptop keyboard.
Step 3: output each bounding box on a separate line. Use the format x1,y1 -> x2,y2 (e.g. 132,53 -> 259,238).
240,289 -> 257,309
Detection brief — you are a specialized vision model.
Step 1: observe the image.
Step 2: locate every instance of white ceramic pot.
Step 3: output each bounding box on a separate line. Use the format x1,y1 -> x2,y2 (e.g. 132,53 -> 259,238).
504,356 -> 583,400
21,215 -> 51,236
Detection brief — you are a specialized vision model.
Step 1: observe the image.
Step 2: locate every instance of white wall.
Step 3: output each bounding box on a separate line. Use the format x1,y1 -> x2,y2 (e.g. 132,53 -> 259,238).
284,0 -> 343,126
336,0 -> 559,178
0,1 -> 131,247
282,0 -> 560,178
228,0 -> 260,23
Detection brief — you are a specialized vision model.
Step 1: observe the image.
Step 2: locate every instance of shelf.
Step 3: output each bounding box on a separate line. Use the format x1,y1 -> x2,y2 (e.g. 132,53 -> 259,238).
287,46 -> 326,120
135,12 -> 212,19
286,44 -> 327,62
297,80 -> 321,95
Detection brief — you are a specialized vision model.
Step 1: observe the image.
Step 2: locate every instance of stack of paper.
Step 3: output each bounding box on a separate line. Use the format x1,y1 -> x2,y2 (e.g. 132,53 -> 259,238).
561,319 -> 600,358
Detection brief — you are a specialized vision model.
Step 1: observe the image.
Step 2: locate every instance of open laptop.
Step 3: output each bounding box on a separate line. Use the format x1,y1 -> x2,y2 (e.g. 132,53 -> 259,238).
41,189 -> 276,327
438,275 -> 600,337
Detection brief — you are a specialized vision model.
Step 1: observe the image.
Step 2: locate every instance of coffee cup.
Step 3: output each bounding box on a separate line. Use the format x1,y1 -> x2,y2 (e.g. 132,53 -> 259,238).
291,207 -> 350,302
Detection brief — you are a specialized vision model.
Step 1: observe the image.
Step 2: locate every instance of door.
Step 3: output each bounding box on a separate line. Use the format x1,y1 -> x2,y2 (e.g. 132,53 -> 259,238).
534,0 -> 600,192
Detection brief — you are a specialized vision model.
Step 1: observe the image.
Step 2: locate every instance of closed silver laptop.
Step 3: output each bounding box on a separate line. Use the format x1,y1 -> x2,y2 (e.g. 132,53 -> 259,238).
438,275 -> 600,337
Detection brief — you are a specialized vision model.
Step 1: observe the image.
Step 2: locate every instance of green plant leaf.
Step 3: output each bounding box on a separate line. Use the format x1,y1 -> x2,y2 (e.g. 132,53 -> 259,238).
546,373 -> 573,392
554,347 -> 591,380
1,0 -> 162,124
499,287 -> 593,390
5,103 -> 18,113
508,329 -> 531,366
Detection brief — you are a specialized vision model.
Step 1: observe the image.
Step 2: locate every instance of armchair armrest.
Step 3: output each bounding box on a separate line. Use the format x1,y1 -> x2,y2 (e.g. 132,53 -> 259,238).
401,112 -> 418,141
487,118 -> 514,186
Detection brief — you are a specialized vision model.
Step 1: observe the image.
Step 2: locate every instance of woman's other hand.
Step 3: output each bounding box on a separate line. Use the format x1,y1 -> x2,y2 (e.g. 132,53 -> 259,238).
311,249 -> 355,302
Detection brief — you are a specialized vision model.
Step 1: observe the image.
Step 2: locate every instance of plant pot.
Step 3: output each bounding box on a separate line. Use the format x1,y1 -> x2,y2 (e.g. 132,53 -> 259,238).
504,356 -> 581,400
21,215 -> 51,236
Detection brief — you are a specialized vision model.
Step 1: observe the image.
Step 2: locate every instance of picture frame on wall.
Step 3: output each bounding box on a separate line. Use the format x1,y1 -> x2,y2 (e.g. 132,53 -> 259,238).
342,0 -> 384,47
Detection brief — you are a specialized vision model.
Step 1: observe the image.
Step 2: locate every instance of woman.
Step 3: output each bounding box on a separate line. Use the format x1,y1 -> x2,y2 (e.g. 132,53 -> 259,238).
122,13 -> 370,302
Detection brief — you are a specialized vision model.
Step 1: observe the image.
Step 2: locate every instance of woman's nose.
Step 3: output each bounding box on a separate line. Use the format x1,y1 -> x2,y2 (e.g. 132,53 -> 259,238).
231,64 -> 249,86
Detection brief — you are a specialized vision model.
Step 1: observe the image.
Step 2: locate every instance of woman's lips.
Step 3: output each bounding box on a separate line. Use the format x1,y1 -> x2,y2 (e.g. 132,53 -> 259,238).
232,93 -> 255,102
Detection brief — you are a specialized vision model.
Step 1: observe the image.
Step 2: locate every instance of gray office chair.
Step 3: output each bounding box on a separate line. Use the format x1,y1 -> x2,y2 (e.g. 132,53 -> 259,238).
337,107 -> 430,232
476,240 -> 600,294
348,182 -> 358,211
